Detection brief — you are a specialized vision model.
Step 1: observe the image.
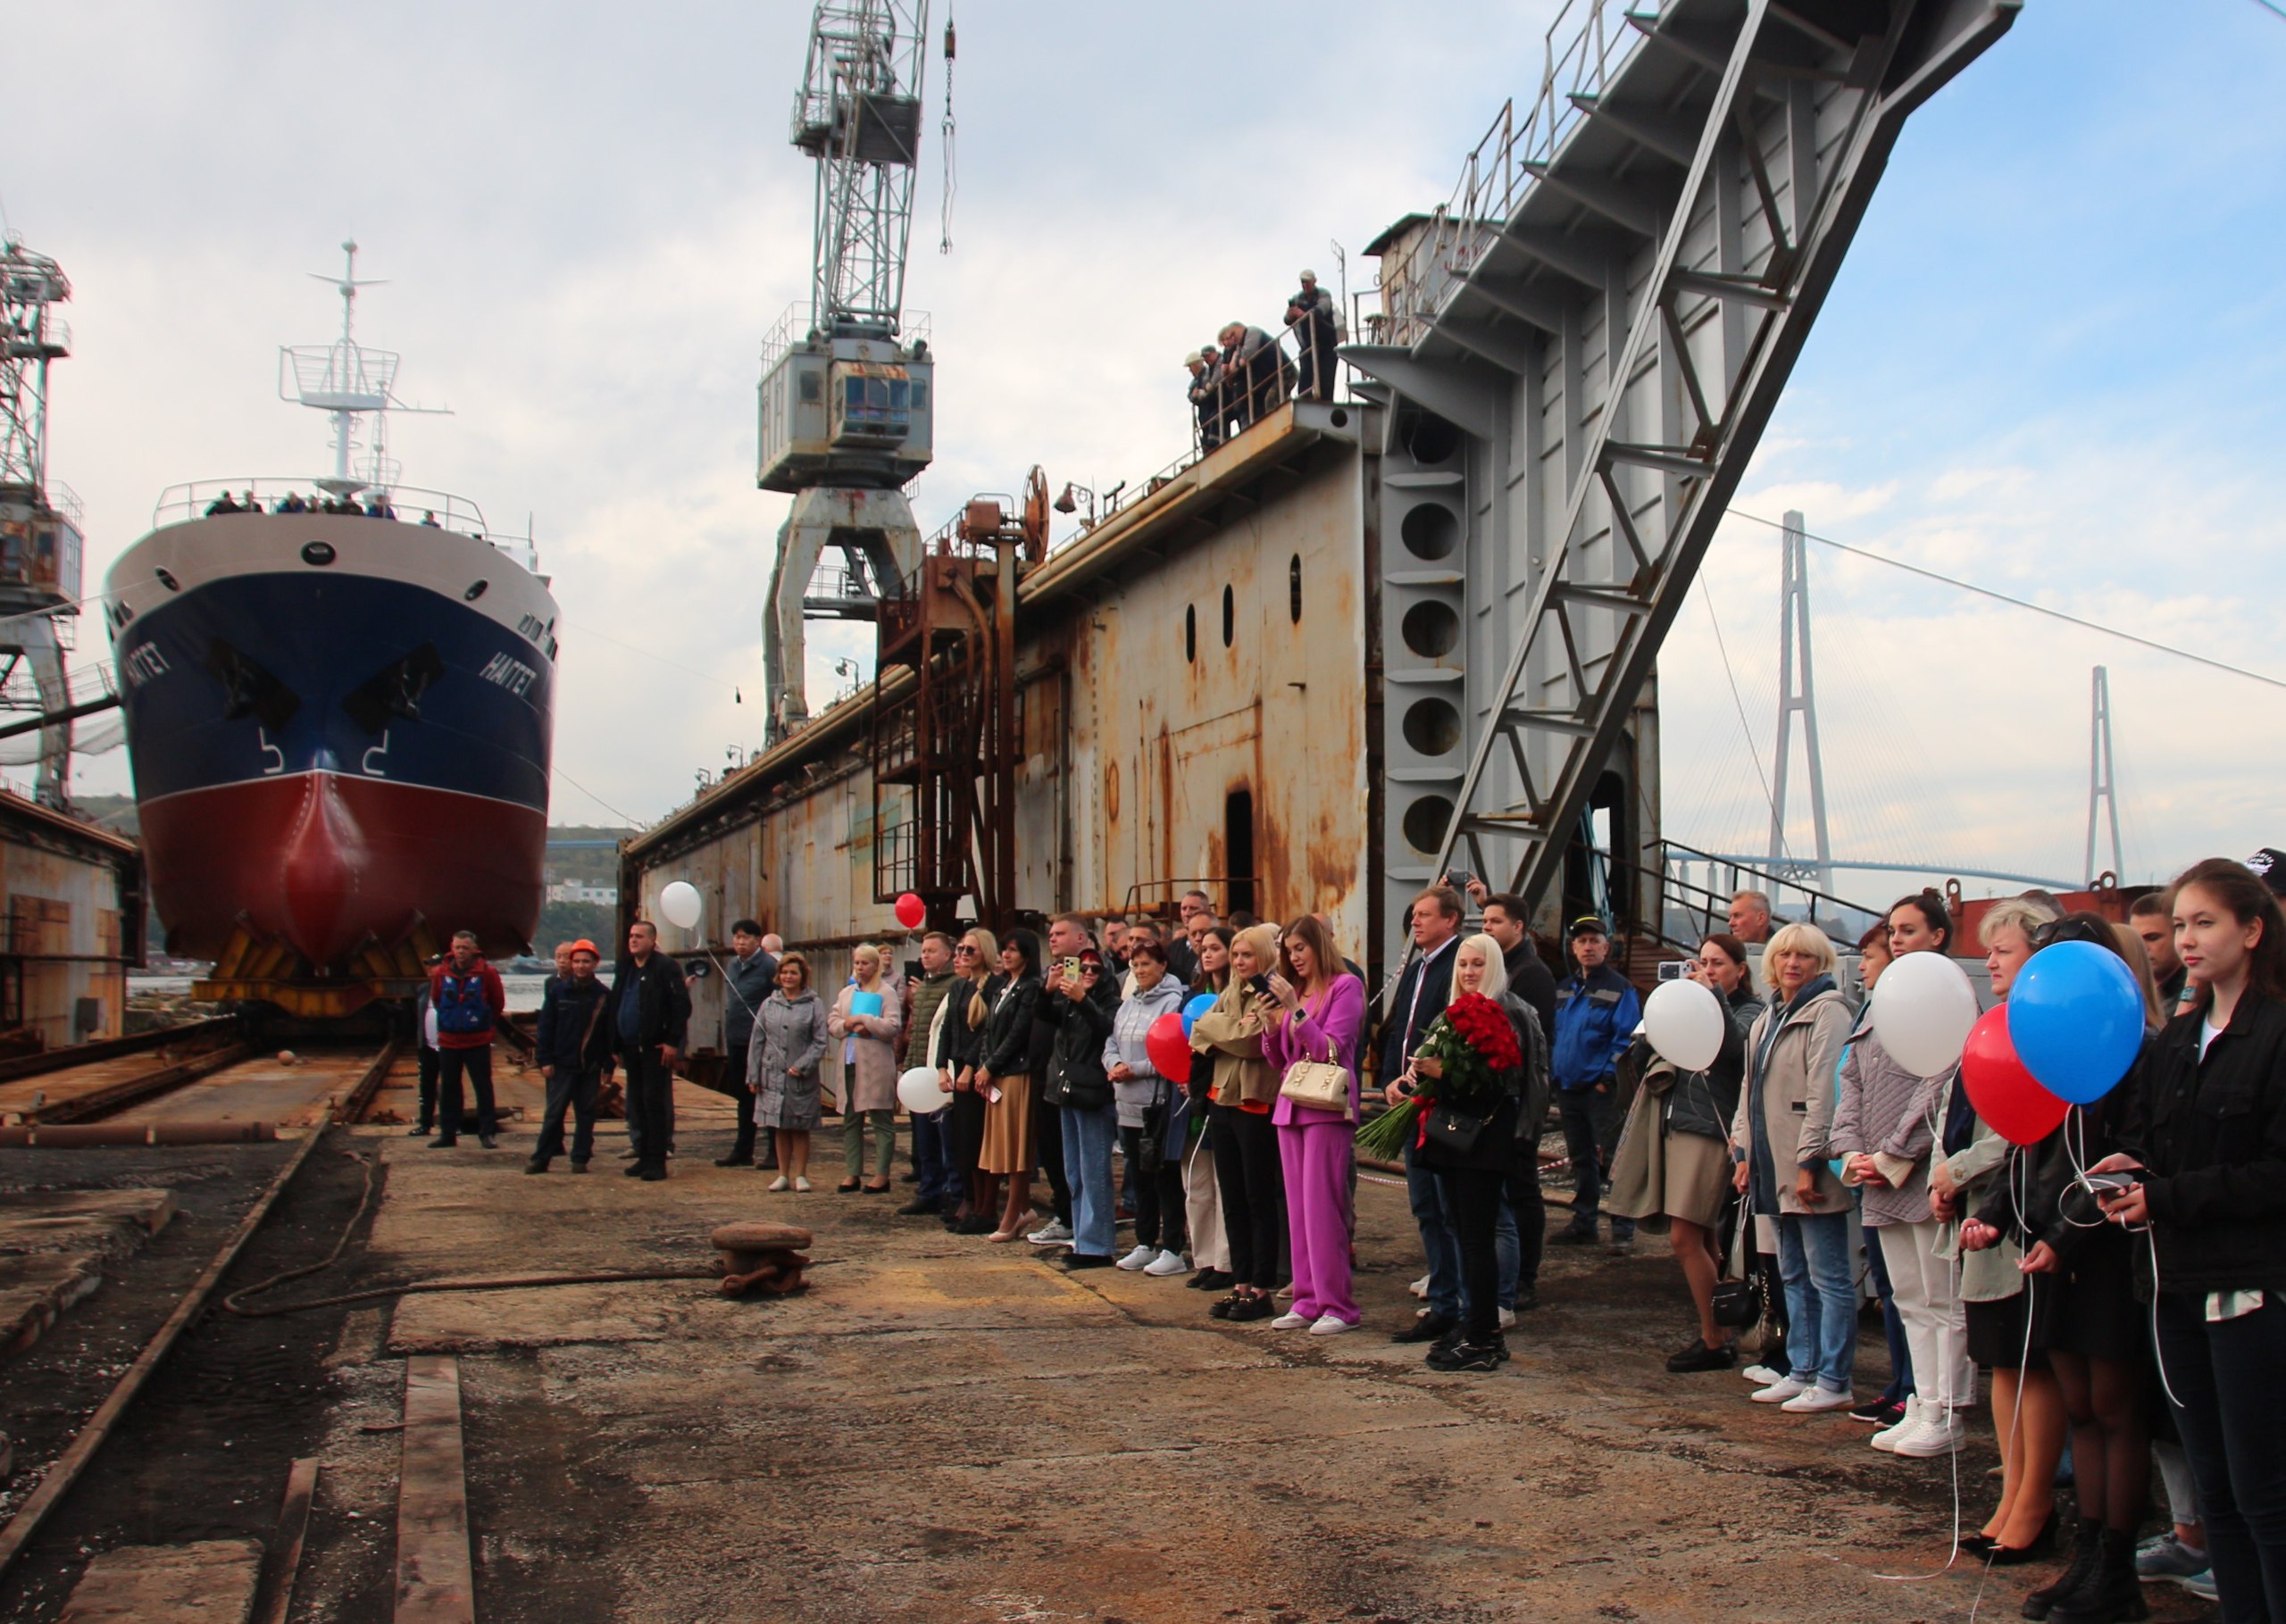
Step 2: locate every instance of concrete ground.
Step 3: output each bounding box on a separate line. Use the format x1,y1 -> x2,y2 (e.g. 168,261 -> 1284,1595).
290,1112 -> 2210,1624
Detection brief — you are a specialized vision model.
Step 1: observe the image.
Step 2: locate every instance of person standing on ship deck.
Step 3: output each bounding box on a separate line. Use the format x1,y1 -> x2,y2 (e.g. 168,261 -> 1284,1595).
1187,349 -> 1224,455
429,929 -> 505,1150
717,920 -> 777,1169
1285,271 -> 1340,404
610,919 -> 690,1182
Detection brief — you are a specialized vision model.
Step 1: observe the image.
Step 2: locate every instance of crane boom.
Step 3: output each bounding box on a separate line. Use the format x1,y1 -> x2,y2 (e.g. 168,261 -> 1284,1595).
790,0 -> 930,335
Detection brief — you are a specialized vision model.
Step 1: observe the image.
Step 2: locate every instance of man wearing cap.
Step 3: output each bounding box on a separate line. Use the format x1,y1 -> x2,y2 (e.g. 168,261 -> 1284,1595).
1218,321 -> 1286,433
1284,271 -> 1340,404
530,940 -> 613,1173
717,920 -> 778,1168
1187,348 -> 1225,454
1551,916 -> 1643,1250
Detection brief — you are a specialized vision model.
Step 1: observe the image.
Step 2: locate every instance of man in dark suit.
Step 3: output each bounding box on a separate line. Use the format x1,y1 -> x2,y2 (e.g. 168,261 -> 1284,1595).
1378,885 -> 1465,1345
608,918 -> 691,1182
717,919 -> 778,1168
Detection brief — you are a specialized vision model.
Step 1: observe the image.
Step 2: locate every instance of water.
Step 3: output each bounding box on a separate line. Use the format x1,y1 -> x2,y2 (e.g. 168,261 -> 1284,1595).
130,972 -> 567,1014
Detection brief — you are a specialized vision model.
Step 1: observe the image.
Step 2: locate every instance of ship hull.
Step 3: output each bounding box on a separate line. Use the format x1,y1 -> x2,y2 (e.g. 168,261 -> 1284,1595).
104,512 -> 557,967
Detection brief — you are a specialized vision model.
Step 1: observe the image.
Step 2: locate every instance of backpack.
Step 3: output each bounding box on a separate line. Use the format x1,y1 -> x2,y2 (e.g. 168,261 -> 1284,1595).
436,970 -> 493,1037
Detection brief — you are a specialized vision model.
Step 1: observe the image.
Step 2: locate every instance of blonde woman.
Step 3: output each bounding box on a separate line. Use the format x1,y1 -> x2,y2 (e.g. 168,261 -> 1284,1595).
1190,924 -> 1284,1320
1727,922 -> 1856,1412
828,944 -> 904,1193
749,954 -> 829,1191
939,928 -> 1002,1233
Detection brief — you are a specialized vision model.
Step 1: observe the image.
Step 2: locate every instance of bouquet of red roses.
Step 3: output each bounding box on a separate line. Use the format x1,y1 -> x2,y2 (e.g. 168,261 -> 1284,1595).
1357,991 -> 1523,1159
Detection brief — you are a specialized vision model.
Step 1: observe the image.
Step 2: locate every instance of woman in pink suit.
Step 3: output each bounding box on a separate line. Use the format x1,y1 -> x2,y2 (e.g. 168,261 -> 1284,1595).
1263,913 -> 1365,1334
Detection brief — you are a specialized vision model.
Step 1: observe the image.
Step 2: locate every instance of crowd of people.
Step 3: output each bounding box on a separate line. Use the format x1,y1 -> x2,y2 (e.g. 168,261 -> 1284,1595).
421,850 -> 2285,1622
1181,271 -> 1342,454
204,487 -> 446,523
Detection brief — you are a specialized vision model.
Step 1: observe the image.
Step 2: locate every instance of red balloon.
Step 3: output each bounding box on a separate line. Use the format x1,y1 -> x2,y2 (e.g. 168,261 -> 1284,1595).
893,892 -> 926,930
1145,1012 -> 1192,1085
1961,1004 -> 2069,1146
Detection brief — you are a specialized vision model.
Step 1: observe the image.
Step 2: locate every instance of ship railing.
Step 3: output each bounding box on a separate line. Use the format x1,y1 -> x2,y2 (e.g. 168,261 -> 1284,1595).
759,301 -> 934,372
1359,0 -> 1656,348
153,479 -> 491,537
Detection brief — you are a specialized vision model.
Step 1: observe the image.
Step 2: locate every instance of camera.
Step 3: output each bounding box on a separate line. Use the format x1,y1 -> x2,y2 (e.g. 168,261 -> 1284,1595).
1656,959 -> 1692,982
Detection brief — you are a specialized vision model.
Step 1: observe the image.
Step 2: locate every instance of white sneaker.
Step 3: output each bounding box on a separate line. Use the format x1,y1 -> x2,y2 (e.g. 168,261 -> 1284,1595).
1271,1311 -> 1312,1330
1308,1314 -> 1357,1336
1750,1374 -> 1811,1404
1115,1244 -> 1156,1271
1871,1396 -> 1923,1453
1498,1307 -> 1517,1330
1027,1220 -> 1073,1245
1408,1274 -> 1431,1299
1890,1410 -> 1967,1457
766,1175 -> 790,1193
1143,1249 -> 1189,1277
1740,1363 -> 1785,1385
1781,1385 -> 1856,1414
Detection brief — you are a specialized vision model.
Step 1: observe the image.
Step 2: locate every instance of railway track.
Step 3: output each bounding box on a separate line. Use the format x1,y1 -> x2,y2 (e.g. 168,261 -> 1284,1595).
0,1040 -> 399,1604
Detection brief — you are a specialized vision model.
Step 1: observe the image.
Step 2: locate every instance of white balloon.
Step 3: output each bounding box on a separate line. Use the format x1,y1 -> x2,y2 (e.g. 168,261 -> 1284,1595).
896,1064 -> 948,1115
1871,950 -> 1980,1078
658,880 -> 703,930
1643,978 -> 1726,1072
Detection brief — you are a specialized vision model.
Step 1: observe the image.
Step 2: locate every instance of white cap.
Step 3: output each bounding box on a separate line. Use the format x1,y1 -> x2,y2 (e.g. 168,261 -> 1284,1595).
1299,269 -> 1318,281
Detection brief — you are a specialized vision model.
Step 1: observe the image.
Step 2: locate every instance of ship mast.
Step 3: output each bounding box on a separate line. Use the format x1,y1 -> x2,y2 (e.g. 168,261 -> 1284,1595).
279,242 -> 444,496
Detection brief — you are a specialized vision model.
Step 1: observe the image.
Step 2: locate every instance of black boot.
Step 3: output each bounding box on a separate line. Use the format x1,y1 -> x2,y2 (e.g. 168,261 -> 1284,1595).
2022,1519 -> 2100,1620
2047,1528 -> 2148,1624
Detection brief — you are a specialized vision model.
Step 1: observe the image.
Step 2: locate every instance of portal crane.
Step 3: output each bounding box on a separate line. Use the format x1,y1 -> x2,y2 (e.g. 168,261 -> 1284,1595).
758,0 -> 938,745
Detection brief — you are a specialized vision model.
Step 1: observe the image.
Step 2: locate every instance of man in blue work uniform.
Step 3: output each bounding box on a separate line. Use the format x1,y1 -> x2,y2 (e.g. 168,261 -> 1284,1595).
1551,915 -> 1641,1251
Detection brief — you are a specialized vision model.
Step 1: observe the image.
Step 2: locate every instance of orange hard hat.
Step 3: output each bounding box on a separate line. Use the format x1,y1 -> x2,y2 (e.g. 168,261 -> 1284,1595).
570,939 -> 601,958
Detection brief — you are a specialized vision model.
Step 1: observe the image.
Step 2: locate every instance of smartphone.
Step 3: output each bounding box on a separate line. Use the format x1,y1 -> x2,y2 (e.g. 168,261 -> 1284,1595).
1247,972 -> 1273,997
1059,957 -> 1081,980
2078,1170 -> 2138,1196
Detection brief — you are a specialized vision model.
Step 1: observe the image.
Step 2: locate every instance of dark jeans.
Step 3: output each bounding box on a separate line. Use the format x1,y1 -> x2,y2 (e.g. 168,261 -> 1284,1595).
1506,1150 -> 1545,1294
1863,1212 -> 1915,1403
537,1066 -> 599,1165
948,1087 -> 987,1211
1122,1124 -> 1188,1252
912,1106 -> 956,1204
726,1036 -> 758,1161
2157,1292 -> 2286,1623
438,1045 -> 496,1138
1209,1103 -> 1286,1290
1034,1090 -> 1071,1225
622,1044 -> 674,1171
1440,1165 -> 1508,1344
1556,1086 -> 1632,1237
416,1044 -> 440,1129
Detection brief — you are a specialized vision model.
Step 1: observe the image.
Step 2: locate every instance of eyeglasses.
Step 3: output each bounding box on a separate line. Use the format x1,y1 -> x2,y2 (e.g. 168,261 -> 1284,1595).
954,945 -> 977,955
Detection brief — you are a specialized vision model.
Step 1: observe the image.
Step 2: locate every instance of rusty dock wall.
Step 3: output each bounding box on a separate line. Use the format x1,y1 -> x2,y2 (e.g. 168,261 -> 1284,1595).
0,791 -> 143,1051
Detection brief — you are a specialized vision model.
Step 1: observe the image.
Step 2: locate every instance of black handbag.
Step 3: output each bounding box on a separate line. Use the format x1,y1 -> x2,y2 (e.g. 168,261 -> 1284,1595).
1710,1198 -> 1765,1330
1418,1102 -> 1488,1155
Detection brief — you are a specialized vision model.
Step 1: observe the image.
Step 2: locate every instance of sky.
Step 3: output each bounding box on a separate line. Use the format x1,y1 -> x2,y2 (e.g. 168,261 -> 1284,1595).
6,0 -> 2282,904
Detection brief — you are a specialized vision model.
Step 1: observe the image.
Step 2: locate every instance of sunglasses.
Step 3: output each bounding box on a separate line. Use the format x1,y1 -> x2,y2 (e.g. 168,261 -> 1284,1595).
2030,918 -> 2112,950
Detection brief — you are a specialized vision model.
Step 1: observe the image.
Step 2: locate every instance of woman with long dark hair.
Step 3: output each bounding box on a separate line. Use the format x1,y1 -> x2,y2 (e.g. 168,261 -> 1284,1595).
973,929 -> 1045,1242
1181,926 -> 1237,1289
1656,932 -> 1761,1373
1264,913 -> 1364,1334
2097,859 -> 2286,1621
1107,935 -> 1189,1274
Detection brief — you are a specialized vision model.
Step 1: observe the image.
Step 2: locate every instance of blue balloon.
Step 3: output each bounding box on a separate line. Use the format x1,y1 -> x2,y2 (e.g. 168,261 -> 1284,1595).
1182,992 -> 1216,1035
2007,941 -> 2144,1104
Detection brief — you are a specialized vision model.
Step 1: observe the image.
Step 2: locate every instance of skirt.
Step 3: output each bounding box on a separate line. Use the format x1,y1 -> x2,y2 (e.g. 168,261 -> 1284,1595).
978,1071 -> 1036,1176
1660,1129 -> 1732,1229
1966,1280 -> 2051,1370
2033,1228 -> 2145,1364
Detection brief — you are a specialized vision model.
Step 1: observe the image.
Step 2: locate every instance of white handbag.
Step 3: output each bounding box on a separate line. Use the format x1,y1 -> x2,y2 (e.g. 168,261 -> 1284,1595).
1276,997 -> 1352,1118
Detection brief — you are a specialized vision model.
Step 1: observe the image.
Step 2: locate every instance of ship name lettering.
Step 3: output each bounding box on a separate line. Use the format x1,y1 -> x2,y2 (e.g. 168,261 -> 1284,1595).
122,643 -> 171,687
480,652 -> 538,695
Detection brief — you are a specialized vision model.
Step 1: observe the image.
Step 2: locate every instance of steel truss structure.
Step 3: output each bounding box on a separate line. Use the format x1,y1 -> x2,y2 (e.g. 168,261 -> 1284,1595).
1347,0 -> 2017,939
792,0 -> 930,336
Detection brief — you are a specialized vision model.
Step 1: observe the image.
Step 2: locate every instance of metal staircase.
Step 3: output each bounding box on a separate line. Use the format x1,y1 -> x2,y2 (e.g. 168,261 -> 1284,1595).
1346,0 -> 2017,941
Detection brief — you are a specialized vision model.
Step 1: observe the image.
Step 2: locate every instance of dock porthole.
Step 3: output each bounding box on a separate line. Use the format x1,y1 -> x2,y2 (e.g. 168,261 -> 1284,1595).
1289,554 -> 1302,624
1184,604 -> 1196,663
1221,585 -> 1234,648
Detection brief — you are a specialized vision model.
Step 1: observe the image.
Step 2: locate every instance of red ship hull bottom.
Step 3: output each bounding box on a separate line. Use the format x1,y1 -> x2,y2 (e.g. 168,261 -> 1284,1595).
141,772 -> 546,968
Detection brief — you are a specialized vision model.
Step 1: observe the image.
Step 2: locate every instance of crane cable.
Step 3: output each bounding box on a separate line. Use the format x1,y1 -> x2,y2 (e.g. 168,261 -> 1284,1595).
939,8 -> 957,254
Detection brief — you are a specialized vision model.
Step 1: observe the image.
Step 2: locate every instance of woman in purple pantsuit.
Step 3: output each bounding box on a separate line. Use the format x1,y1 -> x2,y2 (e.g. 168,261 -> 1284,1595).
1263,914 -> 1365,1334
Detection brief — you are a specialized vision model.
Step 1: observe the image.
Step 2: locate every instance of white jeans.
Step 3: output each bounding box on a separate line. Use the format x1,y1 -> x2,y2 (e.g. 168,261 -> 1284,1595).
1878,1219 -> 1977,1413
1184,1133 -> 1230,1270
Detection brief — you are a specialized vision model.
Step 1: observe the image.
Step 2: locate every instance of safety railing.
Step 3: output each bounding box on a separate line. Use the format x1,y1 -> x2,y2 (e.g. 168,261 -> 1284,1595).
153,479 -> 490,537
1639,840 -> 1881,954
1361,0 -> 1661,348
758,300 -> 933,372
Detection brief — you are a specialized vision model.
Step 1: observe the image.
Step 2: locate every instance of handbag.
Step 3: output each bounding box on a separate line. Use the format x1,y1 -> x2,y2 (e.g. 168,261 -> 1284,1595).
1710,1197 -> 1765,1330
1275,993 -> 1354,1119
1417,1102 -> 1488,1154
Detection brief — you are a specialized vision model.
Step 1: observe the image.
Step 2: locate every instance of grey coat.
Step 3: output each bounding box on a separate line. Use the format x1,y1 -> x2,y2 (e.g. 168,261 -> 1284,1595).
1827,1019 -> 1950,1228
749,988 -> 830,1130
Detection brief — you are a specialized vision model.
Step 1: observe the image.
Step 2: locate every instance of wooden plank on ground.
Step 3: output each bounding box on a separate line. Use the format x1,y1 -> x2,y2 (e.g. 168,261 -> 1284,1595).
56,1537 -> 263,1622
394,1355 -> 474,1624
250,1457 -> 319,1624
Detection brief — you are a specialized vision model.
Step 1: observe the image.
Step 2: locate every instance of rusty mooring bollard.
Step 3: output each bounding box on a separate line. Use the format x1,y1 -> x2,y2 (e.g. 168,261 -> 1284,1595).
712,1220 -> 814,1297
